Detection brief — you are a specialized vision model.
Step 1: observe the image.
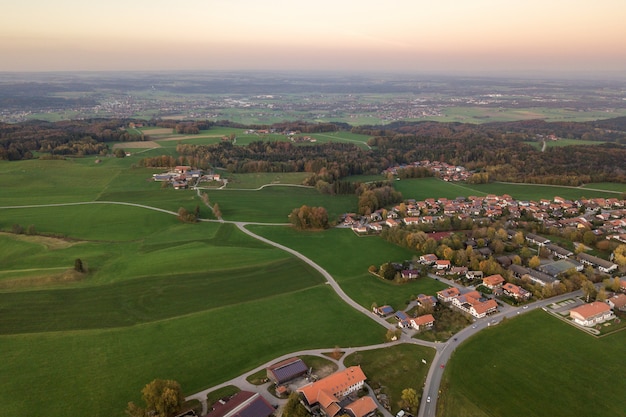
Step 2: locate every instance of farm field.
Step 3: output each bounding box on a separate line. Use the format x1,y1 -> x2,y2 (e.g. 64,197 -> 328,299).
0,285 -> 385,417
248,226 -> 448,309
207,187 -> 356,223
392,177 -> 625,202
434,106 -> 626,124
439,311 -> 626,417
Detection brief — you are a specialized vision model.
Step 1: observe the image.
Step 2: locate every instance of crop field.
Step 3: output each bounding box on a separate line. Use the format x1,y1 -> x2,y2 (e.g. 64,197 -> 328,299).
435,106 -> 626,124
439,311 -> 626,417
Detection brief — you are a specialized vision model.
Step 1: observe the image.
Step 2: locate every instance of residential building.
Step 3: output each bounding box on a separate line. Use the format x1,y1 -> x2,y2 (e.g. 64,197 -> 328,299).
410,314 -> 435,330
437,287 -> 461,302
502,282 -> 531,300
569,302 -> 615,327
482,274 -> 505,289
606,293 -> 626,311
577,253 -> 618,273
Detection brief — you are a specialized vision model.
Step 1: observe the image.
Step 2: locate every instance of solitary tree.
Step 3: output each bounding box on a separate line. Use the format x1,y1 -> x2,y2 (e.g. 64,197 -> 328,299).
401,388 -> 419,412
126,379 -> 184,417
74,258 -> 84,273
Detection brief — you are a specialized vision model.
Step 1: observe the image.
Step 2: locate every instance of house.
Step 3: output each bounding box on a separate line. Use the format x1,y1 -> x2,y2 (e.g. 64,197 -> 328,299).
410,314 -> 436,330
466,270 -> 484,280
419,254 -> 438,264
569,302 -> 615,327
385,219 -> 399,228
373,305 -> 394,317
266,357 -> 309,385
437,287 -> 461,302
451,290 -> 498,318
204,391 -> 274,417
606,293 -> 626,311
401,269 -> 420,279
545,243 -> 573,259
577,253 -> 618,273
450,266 -> 468,276
621,278 -> 626,293
416,294 -> 437,307
482,274 -> 505,289
434,260 -> 451,270
298,366 -> 367,417
526,233 -> 551,246
343,396 -> 378,417
502,282 -> 531,300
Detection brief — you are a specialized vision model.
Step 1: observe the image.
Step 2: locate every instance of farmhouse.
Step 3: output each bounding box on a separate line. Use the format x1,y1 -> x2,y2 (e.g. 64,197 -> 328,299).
569,302 -> 615,327
401,269 -> 420,279
204,391 -> 274,417
266,357 -> 308,385
298,366 -> 368,417
343,396 -> 378,417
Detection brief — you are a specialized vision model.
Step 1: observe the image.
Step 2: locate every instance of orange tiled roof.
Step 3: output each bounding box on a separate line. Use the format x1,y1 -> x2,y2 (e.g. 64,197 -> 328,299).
472,299 -> 498,315
570,301 -> 611,319
483,274 -> 505,286
298,366 -> 366,406
412,314 -> 435,326
344,396 -> 378,417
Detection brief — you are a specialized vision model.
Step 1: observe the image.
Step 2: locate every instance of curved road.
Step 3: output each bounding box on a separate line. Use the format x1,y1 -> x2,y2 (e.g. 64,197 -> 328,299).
0,199 -> 583,417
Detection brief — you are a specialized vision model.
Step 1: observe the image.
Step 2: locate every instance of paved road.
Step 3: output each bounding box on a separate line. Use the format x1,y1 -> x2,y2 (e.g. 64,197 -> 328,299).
418,289 -> 585,417
2,200 -> 593,417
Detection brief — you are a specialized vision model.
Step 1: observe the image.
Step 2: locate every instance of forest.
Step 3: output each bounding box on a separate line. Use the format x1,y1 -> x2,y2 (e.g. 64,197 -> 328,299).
1,117 -> 625,186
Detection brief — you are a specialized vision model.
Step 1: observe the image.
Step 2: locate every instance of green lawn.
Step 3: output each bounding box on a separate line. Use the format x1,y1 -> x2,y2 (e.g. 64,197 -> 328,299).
439,311 -> 626,417
344,344 -> 436,415
222,172 -> 311,189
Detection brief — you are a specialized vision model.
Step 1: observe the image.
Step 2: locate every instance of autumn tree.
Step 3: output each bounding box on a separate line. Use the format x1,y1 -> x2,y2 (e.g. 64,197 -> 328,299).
282,392 -> 309,417
528,255 -> 541,269
126,379 -> 184,417
288,205 -> 329,230
401,388 -> 419,413
613,244 -> 626,267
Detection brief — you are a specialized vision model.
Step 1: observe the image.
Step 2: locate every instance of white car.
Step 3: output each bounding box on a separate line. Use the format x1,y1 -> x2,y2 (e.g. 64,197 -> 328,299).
427,396 -> 431,403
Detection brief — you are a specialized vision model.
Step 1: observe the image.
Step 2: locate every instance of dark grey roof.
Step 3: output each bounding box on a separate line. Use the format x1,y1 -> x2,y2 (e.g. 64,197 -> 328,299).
267,358 -> 308,384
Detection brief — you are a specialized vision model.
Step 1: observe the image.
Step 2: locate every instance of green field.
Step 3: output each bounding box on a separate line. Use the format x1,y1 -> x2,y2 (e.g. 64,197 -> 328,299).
439,311 -> 626,417
344,344 -> 436,415
248,226 -> 448,309
392,177 -> 625,201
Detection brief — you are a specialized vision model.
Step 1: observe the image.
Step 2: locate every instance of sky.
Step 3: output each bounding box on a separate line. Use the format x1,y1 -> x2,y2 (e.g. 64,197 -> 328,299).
2,0 -> 626,76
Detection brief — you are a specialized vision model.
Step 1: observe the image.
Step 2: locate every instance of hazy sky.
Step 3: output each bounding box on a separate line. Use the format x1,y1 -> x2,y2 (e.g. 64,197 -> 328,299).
2,0 -> 626,75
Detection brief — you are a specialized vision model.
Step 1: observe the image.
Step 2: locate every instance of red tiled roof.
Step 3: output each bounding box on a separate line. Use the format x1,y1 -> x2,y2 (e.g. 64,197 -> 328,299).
344,396 -> 378,417
570,301 -> 611,319
298,366 -> 366,406
483,274 -> 505,287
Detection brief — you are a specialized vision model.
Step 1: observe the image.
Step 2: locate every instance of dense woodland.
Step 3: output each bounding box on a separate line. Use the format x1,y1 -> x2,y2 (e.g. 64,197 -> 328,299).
1,117 -> 625,186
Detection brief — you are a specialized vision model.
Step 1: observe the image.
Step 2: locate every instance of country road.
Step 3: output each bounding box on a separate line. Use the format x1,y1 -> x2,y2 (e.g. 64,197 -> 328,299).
0,199 -> 583,417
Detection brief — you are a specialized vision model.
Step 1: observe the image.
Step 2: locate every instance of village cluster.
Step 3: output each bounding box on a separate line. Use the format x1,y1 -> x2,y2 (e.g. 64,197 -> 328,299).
152,166 -> 221,189
347,192 -> 626,335
383,160 -> 473,182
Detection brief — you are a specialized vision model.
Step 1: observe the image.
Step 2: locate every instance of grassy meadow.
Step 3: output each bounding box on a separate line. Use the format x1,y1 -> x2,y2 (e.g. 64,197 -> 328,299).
344,344 -> 436,415
392,177 -> 626,202
248,226 -> 448,310
439,311 -> 626,417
